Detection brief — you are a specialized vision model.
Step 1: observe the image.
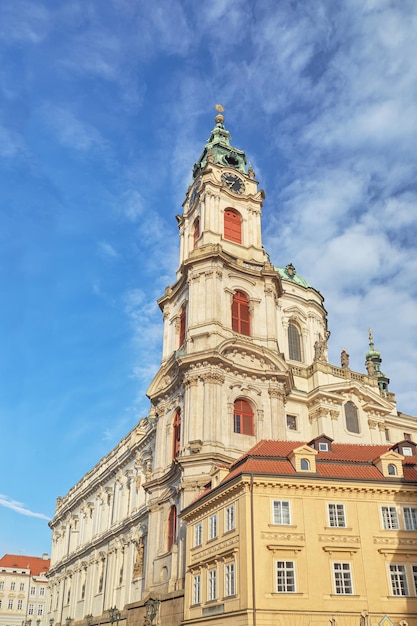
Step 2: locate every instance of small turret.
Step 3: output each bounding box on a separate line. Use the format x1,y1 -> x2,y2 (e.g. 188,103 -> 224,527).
192,105 -> 247,177
365,329 -> 390,392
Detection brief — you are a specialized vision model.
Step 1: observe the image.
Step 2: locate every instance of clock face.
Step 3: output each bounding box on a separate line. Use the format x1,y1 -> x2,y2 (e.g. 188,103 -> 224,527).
190,180 -> 201,206
221,172 -> 245,194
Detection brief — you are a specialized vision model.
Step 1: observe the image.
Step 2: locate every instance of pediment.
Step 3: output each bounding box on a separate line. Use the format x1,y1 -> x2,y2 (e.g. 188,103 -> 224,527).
282,304 -> 308,322
218,338 -> 290,376
307,380 -> 394,416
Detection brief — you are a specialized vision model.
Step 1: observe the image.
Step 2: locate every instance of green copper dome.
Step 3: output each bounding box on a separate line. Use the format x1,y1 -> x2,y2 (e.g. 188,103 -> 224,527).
193,110 -> 247,178
275,263 -> 311,288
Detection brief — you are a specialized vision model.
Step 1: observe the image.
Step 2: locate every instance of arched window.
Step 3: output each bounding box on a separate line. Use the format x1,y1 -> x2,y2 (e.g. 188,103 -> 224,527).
193,217 -> 200,249
172,409 -> 181,458
232,291 -> 250,336
300,458 -> 310,470
388,463 -> 397,476
224,209 -> 242,244
288,323 -> 302,361
233,399 -> 254,436
179,304 -> 186,347
345,401 -> 359,434
168,505 -> 177,551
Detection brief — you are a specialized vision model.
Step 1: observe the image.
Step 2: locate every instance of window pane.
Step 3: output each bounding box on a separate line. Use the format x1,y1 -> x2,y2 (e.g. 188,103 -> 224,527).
345,401 -> 359,433
225,562 -> 236,596
390,564 -> 408,596
273,500 -> 291,525
288,324 -> 302,361
333,562 -> 353,594
276,561 -> 295,592
404,507 -> 417,530
381,506 -> 399,530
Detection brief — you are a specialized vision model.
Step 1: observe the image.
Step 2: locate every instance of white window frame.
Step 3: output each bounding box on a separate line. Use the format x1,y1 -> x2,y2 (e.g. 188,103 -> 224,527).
8,599 -> 14,610
225,562 -> 236,597
193,573 -> 201,605
412,565 -> 417,594
39,586 -> 45,595
328,503 -> 346,528
319,442 -> 329,451
194,523 -> 202,546
17,599 -> 23,610
10,581 -> 15,591
389,564 -> 409,596
225,504 -> 235,532
208,569 -> 217,601
333,562 -> 353,594
276,560 -> 296,592
209,514 -> 218,540
28,604 -> 34,615
30,585 -> 36,595
403,507 -> 417,530
381,506 -> 399,530
272,500 -> 291,525
38,605 -> 44,615
20,582 -> 25,591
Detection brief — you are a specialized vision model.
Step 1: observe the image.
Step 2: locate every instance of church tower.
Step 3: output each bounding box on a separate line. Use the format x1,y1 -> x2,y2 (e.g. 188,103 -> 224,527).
144,108 -> 297,593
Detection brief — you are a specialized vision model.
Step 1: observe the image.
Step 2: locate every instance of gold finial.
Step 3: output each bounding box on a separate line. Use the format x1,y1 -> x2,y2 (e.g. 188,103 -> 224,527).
368,328 -> 373,343
214,104 -> 225,124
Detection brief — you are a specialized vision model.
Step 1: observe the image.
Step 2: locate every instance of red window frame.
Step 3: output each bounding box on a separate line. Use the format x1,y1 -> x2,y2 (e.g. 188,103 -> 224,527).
168,505 -> 177,551
233,399 -> 254,436
172,409 -> 181,458
179,305 -> 186,347
232,291 -> 250,336
224,209 -> 242,244
193,217 -> 200,249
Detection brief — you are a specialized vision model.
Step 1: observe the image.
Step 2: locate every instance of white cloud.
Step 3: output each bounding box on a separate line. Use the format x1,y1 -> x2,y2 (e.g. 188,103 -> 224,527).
97,241 -> 118,259
39,104 -> 105,152
0,493 -> 50,521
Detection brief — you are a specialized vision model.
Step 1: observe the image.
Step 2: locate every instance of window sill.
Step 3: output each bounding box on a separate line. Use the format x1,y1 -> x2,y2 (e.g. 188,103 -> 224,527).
268,524 -> 297,529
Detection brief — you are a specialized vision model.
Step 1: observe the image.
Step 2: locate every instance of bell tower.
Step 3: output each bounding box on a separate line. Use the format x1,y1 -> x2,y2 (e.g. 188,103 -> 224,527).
144,108 -> 293,594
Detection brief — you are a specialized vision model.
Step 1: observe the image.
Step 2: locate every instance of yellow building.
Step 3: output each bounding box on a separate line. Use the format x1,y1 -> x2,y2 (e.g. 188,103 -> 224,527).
182,436 -> 417,626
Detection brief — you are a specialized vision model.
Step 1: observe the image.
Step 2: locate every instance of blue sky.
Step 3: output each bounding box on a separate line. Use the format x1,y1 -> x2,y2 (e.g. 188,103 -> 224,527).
1,0 -> 417,557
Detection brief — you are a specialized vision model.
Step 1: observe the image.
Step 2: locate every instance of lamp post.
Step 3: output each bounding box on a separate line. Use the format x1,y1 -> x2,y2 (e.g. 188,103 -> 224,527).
108,607 -> 121,626
144,598 -> 160,625
49,619 -> 54,626
85,614 -> 93,626
66,618 -> 72,626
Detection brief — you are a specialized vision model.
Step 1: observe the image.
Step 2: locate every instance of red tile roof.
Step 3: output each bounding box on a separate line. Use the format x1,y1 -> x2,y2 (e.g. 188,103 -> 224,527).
223,440 -> 417,485
0,554 -> 50,575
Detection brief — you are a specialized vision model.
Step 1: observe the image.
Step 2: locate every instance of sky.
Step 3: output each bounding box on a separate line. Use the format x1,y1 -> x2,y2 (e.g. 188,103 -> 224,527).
1,0 -> 417,558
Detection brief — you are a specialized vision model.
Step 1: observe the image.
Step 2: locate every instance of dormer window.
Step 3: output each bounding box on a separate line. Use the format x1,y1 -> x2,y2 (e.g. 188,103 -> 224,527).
308,434 -> 333,453
300,458 -> 310,470
387,463 -> 397,476
391,440 -> 416,457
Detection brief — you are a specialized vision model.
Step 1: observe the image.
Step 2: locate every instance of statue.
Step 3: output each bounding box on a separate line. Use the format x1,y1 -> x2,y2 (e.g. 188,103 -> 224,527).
133,538 -> 144,578
340,349 -> 349,368
314,333 -> 329,362
365,359 -> 375,376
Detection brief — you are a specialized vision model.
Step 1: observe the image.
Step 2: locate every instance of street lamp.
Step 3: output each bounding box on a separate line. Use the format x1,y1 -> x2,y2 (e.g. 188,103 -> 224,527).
108,607 -> 121,626
66,618 -> 72,626
85,614 -> 93,626
49,619 -> 54,626
144,597 -> 160,625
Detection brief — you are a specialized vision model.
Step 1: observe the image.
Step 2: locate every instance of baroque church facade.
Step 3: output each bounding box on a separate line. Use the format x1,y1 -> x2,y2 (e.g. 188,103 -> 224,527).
47,112 -> 417,626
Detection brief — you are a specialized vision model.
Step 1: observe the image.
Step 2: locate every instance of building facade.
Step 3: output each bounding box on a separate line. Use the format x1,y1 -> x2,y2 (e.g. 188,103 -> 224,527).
48,111 -> 417,626
182,438 -> 417,626
0,553 -> 50,626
